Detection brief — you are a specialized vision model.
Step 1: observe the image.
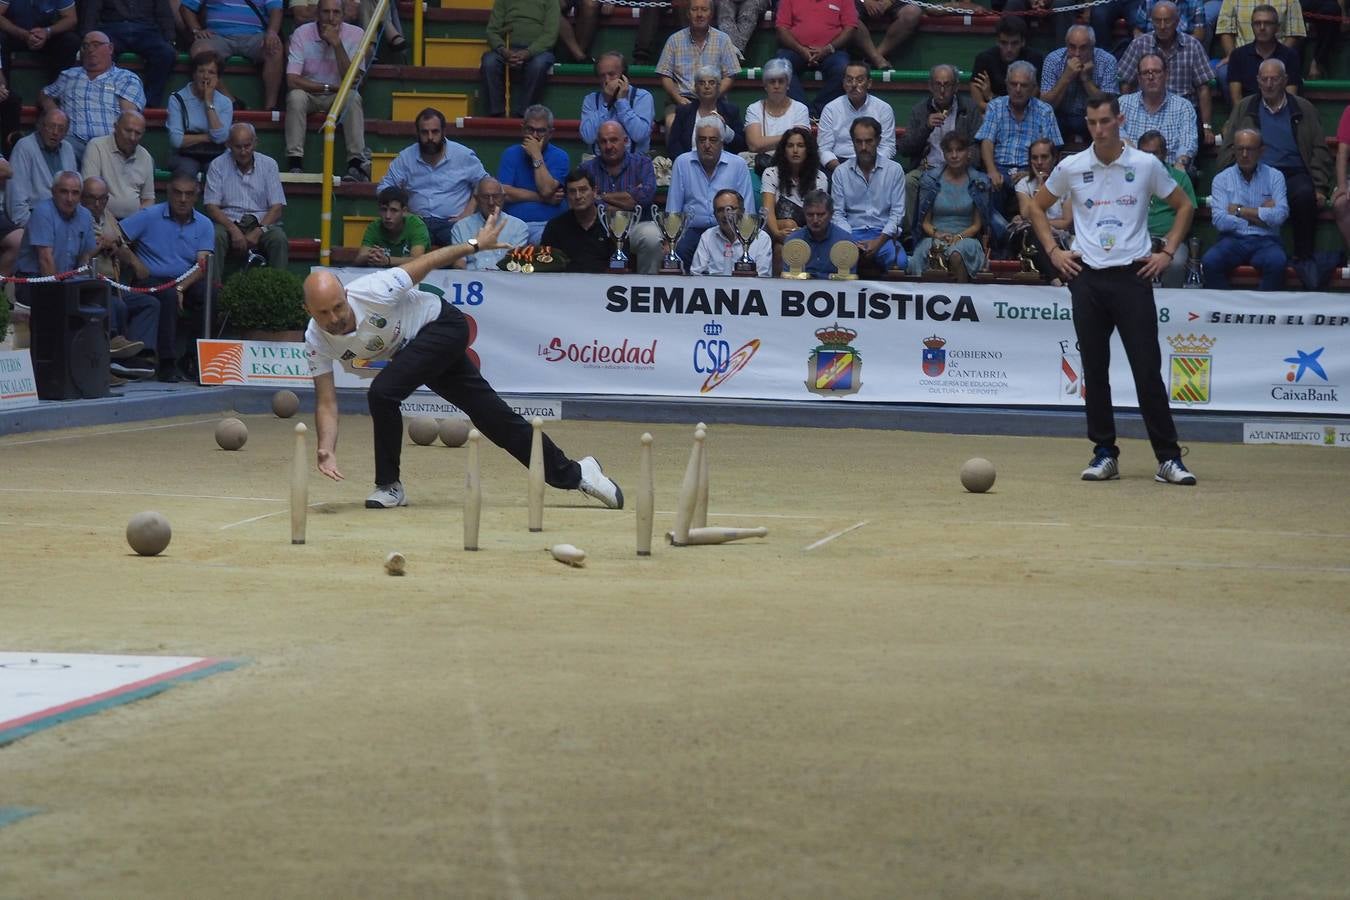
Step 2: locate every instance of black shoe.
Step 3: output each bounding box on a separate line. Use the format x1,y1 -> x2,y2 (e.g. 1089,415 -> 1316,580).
111,359 -> 155,379
288,156 -> 304,174
1293,257 -> 1322,291
156,364 -> 183,383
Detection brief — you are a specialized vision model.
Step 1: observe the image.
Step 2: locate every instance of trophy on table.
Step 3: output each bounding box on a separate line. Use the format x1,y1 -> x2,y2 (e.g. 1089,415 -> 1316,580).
781,238 -> 810,279
653,204 -> 686,275
1013,233 -> 1043,283
828,239 -> 859,280
600,204 -> 634,272
732,210 -> 764,277
922,234 -> 952,281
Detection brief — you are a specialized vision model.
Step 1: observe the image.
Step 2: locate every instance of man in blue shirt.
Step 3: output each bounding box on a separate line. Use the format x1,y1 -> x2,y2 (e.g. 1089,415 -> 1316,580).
16,169 -> 93,276
786,189 -> 854,278
121,173 -> 215,381
579,51 -> 654,157
498,105 -> 569,245
664,116 -> 754,270
830,116 -> 906,271
1202,128 -> 1289,291
377,107 -> 487,247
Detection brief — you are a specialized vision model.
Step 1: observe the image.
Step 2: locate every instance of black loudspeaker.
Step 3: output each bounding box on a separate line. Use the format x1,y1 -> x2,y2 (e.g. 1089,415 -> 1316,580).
28,279 -> 111,401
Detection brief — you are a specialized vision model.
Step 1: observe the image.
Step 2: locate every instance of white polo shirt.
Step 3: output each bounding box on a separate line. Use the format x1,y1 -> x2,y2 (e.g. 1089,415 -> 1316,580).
305,268 -> 442,379
1044,143 -> 1177,270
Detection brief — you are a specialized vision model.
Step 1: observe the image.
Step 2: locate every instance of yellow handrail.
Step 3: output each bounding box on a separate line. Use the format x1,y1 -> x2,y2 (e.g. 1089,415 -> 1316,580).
413,0 -> 423,67
319,0 -> 391,268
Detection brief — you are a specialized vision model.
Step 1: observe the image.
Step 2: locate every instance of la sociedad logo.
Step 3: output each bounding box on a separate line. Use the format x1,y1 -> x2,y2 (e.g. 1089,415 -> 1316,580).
539,336 -> 657,369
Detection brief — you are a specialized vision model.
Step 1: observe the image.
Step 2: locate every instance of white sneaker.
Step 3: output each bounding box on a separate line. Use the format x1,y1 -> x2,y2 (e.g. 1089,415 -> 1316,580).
577,456 -> 623,509
1155,458 -> 1197,486
1081,453 -> 1119,481
365,481 -> 407,508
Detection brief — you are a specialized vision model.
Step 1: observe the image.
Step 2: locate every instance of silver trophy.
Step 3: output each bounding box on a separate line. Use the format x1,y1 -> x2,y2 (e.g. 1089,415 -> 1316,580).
599,204 -> 635,272
653,204 -> 686,274
732,210 -> 764,277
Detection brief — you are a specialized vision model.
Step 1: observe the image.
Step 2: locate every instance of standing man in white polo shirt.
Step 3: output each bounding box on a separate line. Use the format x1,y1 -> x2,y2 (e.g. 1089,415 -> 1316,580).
1027,93 -> 1198,486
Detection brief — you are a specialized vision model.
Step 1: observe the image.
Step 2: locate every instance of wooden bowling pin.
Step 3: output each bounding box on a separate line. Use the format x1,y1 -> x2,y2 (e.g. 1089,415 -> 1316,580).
464,429 -> 482,551
637,433 -> 654,556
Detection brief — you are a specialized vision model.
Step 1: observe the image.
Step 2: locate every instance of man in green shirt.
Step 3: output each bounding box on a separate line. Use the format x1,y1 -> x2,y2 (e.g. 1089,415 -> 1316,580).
1139,129 -> 1197,288
480,0 -> 558,118
356,186 -> 429,266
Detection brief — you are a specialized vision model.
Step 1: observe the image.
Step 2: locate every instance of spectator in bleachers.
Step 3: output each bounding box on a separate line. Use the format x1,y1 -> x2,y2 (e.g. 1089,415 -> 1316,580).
1041,25 -> 1118,143
1203,127 -> 1288,289
1224,4 -> 1301,108
81,110 -> 154,221
451,176 -> 528,270
121,172 -> 214,382
664,116 -> 755,270
1131,0 -> 1206,38
1120,54 -> 1198,170
167,51 -> 232,176
830,115 -> 906,271
656,0 -> 740,131
356,185 -> 428,266
1214,0 -> 1304,84
0,152 -> 19,273
975,61 -> 1062,195
183,0 -> 285,112
15,170 -> 92,284
691,188 -> 771,275
908,132 -> 989,281
580,120 -> 662,273
899,63 -> 981,238
0,0 -> 80,89
204,122 -> 288,286
579,51 -> 654,157
786,189 -> 853,277
78,0 -> 177,107
743,58 -> 810,158
540,168 -> 610,272
285,0 -> 370,181
1009,137 -> 1071,282
0,52 -> 21,151
498,104 -> 568,244
81,175 -> 156,382
39,30 -> 145,162
816,60 -> 894,173
378,107 -> 488,246
773,0 -> 852,116
291,0 -> 407,59
762,125 -> 827,247
556,0 -> 598,63
1117,1 -> 1215,139
481,0 -> 556,119
1300,0 -> 1340,81
1220,58 -> 1332,283
290,0 -> 354,25
667,65 -> 744,159
1334,104 -> 1350,251
853,0 -> 986,72
970,15 -> 1044,115
1136,129 -> 1196,286
717,0 -> 770,55
6,107 -> 75,226
1001,0 -> 1119,51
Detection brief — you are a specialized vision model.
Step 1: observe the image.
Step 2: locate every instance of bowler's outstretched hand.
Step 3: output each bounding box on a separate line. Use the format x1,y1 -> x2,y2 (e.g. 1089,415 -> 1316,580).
317,449 -> 344,482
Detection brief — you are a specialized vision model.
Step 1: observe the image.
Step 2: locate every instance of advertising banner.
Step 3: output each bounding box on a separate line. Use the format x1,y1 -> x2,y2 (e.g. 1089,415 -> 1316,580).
0,350 -> 38,410
204,270 -> 1350,416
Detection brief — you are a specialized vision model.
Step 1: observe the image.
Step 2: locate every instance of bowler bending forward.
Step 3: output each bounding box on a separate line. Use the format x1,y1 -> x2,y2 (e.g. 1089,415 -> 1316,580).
1028,93 -> 1197,486
302,213 -> 624,509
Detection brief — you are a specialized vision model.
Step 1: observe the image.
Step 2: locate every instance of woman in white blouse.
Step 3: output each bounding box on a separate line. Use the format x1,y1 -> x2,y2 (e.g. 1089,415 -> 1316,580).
761,126 -> 829,247
744,58 -> 810,155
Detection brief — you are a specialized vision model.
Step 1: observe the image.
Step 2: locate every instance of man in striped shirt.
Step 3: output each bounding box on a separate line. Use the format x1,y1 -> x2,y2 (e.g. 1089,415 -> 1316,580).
204,122 -> 288,286
39,30 -> 144,163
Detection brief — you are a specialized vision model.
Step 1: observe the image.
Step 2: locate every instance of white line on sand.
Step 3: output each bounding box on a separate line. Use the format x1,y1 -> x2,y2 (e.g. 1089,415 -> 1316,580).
803,520 -> 870,552
953,520 -> 1350,541
1088,557 -> 1350,575
455,633 -> 527,900
656,510 -> 825,520
0,487 -> 284,503
218,503 -> 327,530
0,417 -> 221,447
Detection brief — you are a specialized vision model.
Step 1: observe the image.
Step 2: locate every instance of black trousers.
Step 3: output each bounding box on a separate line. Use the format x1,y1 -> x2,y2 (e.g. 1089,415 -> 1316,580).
134,279 -> 206,364
367,302 -> 582,489
1068,263 -> 1180,461
1277,166 -> 1317,259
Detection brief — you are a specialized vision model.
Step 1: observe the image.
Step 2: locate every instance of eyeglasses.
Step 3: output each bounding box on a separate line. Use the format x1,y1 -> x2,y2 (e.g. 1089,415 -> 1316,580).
1252,19 -> 1279,27
715,205 -> 743,214
842,76 -> 869,85
1257,75 -> 1286,84
81,40 -> 110,49
523,125 -> 550,135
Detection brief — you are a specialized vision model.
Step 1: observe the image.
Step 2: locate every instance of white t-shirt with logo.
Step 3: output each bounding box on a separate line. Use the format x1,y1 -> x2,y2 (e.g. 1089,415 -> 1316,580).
1044,143 -> 1176,270
305,268 -> 442,379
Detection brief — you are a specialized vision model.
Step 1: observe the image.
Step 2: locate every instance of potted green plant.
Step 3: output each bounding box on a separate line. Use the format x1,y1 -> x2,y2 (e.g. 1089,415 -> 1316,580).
219,267 -> 308,341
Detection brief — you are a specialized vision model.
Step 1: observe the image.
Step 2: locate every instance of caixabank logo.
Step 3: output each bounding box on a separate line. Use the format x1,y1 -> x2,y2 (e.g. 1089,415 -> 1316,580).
694,320 -> 760,394
1274,346 -> 1337,402
805,323 -> 861,396
1167,333 -> 1216,405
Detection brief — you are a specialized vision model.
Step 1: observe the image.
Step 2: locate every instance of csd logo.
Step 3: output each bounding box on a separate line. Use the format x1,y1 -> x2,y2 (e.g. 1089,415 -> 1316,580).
693,338 -> 732,374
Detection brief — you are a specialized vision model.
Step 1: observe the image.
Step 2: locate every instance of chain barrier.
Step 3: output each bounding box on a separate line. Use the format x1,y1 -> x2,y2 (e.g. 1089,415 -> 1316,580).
0,263 -> 202,295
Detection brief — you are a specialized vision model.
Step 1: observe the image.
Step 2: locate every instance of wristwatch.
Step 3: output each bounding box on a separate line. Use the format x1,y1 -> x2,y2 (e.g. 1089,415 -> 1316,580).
466,238 -> 480,253
531,157 -> 544,169
1236,205 -> 1243,216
